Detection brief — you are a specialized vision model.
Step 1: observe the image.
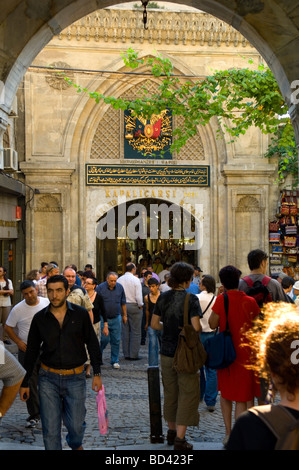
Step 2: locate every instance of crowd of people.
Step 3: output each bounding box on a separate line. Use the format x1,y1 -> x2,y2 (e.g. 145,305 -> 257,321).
0,248 -> 298,450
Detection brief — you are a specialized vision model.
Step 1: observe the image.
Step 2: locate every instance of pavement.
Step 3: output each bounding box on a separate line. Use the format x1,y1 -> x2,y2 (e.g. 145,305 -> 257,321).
0,341 -> 226,452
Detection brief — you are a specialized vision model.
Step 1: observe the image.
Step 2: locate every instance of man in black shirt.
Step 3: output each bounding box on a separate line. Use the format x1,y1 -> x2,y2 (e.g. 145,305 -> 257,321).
19,275 -> 103,450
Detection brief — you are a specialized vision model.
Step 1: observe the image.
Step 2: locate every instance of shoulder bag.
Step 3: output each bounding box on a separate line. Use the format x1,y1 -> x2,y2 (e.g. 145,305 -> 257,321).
172,293 -> 207,374
204,293 -> 236,369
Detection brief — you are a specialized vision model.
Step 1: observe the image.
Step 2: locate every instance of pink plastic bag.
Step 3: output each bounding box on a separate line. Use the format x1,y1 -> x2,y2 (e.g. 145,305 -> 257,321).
96,385 -> 109,435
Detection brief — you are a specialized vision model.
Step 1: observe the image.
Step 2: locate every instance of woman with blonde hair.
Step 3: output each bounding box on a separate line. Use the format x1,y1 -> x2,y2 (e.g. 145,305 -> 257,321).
227,302 -> 299,450
25,269 -> 40,283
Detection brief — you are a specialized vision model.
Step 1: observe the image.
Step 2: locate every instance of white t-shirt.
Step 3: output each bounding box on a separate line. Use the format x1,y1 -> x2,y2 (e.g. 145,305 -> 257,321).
5,296 -> 50,343
117,272 -> 143,306
0,279 -> 13,307
196,290 -> 216,333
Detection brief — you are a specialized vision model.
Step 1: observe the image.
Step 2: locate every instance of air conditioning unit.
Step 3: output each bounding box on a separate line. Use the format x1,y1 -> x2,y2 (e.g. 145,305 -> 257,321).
3,148 -> 18,172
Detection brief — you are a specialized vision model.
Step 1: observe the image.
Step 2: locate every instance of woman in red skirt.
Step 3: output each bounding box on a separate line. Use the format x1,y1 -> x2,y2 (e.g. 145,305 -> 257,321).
209,265 -> 261,447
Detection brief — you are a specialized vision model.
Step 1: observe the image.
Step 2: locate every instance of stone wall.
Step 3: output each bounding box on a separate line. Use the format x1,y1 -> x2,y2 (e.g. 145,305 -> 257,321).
20,6 -> 278,278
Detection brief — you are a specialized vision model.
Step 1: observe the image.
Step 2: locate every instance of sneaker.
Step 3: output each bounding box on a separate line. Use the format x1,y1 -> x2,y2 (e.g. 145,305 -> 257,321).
26,418 -> 40,428
112,363 -> 120,369
207,405 -> 215,412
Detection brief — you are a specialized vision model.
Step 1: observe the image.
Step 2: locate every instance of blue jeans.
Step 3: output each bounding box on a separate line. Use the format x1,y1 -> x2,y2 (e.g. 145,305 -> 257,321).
100,315 -> 121,364
38,368 -> 86,450
200,332 -> 218,407
147,326 -> 162,366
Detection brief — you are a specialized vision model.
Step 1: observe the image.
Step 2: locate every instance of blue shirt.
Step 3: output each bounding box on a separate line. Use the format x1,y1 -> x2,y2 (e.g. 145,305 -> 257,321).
96,281 -> 126,319
186,282 -> 200,294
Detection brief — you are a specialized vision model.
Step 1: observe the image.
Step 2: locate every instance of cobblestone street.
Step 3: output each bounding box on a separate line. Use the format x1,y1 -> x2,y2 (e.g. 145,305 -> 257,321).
0,342 -> 226,450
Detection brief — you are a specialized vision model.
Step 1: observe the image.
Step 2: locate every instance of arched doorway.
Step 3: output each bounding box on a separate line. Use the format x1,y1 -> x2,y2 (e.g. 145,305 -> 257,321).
2,1 -> 298,282
1,1 -> 299,146
18,5 -> 280,280
96,198 -> 199,281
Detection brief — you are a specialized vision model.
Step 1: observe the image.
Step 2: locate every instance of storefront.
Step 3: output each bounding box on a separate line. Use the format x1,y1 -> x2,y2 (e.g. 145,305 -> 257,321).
0,173 -> 25,301
269,190 -> 299,279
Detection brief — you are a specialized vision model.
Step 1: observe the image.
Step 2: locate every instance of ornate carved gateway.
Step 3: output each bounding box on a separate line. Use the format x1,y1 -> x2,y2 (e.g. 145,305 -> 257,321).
20,4 -> 279,279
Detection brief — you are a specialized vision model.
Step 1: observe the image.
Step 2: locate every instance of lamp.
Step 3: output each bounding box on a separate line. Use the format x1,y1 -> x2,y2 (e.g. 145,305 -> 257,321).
141,0 -> 149,30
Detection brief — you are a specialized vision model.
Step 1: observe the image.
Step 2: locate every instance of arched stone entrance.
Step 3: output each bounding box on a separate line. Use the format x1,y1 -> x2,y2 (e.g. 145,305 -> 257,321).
1,0 -> 299,147
95,197 -> 200,282
17,5 -> 280,281
1,2 -> 296,291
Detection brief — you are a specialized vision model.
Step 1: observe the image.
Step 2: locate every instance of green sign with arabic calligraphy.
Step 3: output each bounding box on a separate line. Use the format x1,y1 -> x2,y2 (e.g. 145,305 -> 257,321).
86,164 -> 210,187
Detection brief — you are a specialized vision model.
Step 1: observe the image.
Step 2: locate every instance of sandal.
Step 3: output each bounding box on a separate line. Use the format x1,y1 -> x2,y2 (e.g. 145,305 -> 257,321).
166,429 -> 177,445
174,436 -> 193,450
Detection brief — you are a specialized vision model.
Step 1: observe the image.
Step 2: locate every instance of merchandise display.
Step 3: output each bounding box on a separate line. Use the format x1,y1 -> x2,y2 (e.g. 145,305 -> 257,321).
269,190 -> 299,279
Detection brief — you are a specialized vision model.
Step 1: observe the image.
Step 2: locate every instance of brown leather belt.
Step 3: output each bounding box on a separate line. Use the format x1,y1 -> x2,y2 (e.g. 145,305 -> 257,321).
41,363 -> 84,375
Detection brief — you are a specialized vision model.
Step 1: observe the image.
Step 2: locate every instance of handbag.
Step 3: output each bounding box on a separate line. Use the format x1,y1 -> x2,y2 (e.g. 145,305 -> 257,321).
204,293 -> 236,370
269,233 -> 280,243
270,265 -> 284,275
270,254 -> 282,265
289,197 -> 298,216
285,225 -> 297,235
281,202 -> 290,215
284,236 -> 297,247
272,245 -> 283,254
269,220 -> 279,232
172,293 -> 207,374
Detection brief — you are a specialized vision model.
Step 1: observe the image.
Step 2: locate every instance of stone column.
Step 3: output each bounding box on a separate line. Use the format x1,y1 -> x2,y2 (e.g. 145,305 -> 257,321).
19,162 -> 76,271
221,164 -> 276,275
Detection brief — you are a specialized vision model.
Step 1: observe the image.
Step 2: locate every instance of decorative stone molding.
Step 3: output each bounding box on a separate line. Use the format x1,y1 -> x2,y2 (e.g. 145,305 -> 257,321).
45,62 -> 74,90
222,164 -> 276,186
57,9 -> 251,48
175,115 -> 205,161
235,195 -> 260,212
90,107 -> 121,160
19,162 -> 76,184
34,194 -> 62,212
231,188 -> 266,211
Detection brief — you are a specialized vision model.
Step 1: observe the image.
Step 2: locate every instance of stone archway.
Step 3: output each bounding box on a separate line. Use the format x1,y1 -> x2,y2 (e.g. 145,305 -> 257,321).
16,5 -> 283,278
95,197 -> 201,281
1,0 -> 299,146
58,50 -> 223,274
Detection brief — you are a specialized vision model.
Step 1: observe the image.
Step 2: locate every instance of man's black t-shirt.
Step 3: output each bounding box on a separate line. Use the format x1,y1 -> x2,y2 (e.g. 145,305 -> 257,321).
153,289 -> 202,357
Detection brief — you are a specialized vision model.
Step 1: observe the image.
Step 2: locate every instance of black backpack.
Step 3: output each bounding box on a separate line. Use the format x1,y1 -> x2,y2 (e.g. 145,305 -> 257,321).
242,275 -> 272,308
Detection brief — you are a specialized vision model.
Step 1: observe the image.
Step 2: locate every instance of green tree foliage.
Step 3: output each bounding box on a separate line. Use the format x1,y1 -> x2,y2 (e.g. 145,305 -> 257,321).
65,49 -> 298,186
